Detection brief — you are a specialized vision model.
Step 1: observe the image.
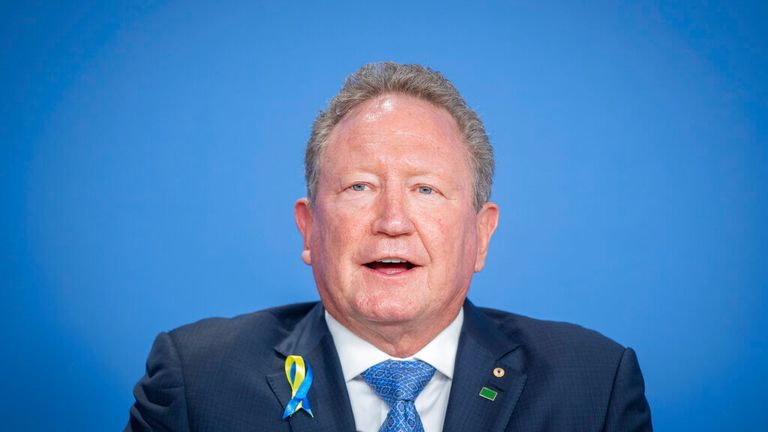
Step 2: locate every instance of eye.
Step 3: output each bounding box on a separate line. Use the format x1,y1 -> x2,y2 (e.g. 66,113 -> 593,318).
350,183 -> 368,192
417,186 -> 434,194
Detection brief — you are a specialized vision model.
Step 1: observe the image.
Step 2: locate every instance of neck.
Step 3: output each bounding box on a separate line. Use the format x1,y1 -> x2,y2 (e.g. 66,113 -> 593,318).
328,307 -> 462,358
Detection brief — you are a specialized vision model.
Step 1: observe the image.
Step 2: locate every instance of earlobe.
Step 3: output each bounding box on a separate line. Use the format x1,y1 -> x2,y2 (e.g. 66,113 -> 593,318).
300,249 -> 311,265
474,202 -> 499,272
294,198 -> 313,265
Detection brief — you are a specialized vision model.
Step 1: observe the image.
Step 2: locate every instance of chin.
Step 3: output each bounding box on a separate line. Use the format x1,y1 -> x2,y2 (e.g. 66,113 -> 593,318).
354,294 -> 424,324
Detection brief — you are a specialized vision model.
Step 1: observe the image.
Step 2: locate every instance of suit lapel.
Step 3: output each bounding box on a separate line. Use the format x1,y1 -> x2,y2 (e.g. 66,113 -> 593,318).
443,301 -> 527,432
266,303 -> 357,432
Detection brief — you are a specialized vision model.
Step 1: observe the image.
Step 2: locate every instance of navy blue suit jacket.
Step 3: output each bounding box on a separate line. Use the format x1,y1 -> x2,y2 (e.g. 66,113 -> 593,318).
126,300 -> 652,431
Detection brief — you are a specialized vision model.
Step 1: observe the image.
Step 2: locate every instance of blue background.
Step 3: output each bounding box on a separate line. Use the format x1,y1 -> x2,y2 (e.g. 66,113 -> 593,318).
2,1 -> 766,430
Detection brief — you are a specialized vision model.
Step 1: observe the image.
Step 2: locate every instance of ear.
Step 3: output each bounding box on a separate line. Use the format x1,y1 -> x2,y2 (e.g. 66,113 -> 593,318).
474,202 -> 499,272
294,198 -> 313,265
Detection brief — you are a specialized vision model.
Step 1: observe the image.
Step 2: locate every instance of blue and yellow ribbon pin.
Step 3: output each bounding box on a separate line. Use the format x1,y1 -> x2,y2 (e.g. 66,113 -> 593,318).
282,355 -> 314,419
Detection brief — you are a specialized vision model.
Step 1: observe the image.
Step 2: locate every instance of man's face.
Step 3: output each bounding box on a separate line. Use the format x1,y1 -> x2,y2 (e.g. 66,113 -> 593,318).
295,94 -> 498,333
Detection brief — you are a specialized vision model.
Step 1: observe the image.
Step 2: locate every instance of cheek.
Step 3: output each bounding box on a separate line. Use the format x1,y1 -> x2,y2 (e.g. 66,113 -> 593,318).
313,208 -> 367,268
423,212 -> 478,265
418,206 -> 467,243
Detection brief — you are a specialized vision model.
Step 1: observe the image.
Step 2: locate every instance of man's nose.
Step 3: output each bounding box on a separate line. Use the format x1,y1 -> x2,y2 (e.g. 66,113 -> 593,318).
372,187 -> 415,236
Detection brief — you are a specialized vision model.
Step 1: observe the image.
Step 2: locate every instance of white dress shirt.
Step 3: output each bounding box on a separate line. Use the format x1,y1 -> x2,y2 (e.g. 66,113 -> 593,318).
325,309 -> 464,432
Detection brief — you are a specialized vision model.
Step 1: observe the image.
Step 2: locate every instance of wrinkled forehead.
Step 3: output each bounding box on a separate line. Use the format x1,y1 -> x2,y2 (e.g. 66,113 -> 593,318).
335,94 -> 462,138
324,93 -> 470,163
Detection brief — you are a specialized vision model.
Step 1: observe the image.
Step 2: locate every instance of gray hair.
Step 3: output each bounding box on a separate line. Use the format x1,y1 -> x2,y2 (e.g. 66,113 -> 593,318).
305,62 -> 494,211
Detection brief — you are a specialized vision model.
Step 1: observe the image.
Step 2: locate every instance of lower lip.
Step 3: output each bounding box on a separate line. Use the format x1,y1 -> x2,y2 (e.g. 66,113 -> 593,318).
362,265 -> 421,278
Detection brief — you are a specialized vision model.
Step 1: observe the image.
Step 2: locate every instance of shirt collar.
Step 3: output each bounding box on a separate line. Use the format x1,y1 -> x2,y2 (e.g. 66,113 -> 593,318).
325,308 -> 464,382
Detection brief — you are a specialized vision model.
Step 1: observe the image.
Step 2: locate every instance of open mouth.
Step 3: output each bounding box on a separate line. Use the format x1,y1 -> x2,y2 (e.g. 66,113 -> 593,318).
364,258 -> 417,275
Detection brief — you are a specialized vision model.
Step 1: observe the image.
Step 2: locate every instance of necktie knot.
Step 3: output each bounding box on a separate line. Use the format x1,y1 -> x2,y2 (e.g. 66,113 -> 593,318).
361,359 -> 436,406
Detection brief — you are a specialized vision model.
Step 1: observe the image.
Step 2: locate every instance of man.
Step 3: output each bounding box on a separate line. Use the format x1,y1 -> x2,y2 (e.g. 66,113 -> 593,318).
126,62 -> 653,431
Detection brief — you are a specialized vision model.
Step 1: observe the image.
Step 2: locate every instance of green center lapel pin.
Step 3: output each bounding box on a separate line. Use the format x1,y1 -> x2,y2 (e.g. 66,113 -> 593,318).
479,386 -> 498,401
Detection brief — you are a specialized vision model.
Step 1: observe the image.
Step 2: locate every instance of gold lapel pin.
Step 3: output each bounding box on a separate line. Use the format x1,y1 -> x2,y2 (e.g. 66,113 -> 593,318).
493,367 -> 505,378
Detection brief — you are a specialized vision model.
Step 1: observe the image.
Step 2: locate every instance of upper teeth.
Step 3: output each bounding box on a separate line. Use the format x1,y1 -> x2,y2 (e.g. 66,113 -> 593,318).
377,258 -> 406,263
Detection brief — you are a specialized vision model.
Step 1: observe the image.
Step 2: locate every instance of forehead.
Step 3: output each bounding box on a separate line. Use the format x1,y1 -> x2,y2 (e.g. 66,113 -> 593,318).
323,93 -> 470,168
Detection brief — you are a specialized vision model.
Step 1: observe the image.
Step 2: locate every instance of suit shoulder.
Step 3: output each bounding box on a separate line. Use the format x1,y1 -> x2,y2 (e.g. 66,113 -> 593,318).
164,302 -> 318,363
171,301 -> 317,334
477,306 -> 626,360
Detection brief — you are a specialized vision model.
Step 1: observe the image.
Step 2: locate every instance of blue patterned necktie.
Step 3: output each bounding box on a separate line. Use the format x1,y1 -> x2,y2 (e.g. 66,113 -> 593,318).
361,359 -> 436,432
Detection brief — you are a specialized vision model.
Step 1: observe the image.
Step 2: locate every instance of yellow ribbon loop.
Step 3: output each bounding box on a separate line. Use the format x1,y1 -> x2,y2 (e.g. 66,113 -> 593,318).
285,355 -> 306,399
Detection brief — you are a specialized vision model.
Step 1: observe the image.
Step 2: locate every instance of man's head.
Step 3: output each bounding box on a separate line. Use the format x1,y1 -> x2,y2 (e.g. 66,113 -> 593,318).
295,63 -> 499,352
